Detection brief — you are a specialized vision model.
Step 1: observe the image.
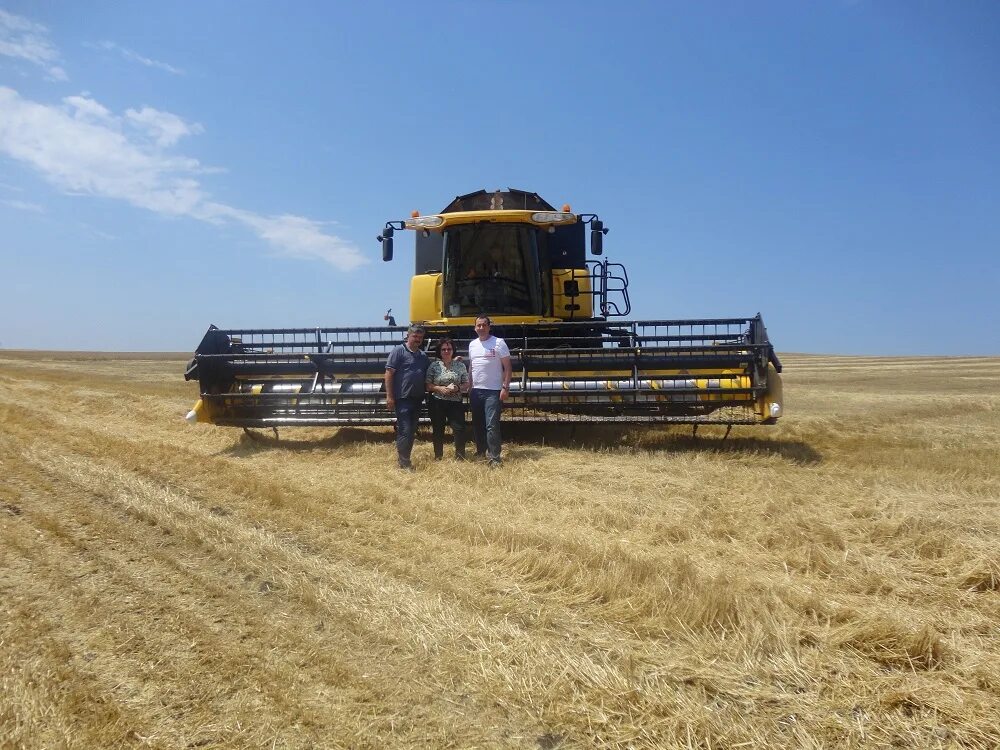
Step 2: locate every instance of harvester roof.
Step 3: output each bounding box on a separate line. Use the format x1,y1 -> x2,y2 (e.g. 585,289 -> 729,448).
441,189 -> 555,214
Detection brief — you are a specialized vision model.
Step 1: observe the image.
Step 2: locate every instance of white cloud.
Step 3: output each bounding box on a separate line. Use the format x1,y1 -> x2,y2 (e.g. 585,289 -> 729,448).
94,40 -> 183,75
1,198 -> 43,212
64,95 -> 116,124
201,204 -> 368,270
0,86 -> 367,271
0,88 -> 204,215
0,10 -> 67,81
126,106 -> 203,147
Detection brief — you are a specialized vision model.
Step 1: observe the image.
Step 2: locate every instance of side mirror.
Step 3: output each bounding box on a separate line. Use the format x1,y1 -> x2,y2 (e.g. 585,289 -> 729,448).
591,219 -> 604,255
378,226 -> 394,262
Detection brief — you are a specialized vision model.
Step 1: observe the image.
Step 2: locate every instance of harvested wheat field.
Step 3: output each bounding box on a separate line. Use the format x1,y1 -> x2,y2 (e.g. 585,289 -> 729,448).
1,351 -> 998,749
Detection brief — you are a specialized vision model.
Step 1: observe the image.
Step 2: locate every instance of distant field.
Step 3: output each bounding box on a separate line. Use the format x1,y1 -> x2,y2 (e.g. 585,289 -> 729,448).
1,352 -> 998,749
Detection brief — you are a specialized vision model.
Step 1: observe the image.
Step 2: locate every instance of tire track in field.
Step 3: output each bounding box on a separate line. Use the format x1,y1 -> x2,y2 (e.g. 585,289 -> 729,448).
2,450 -> 534,747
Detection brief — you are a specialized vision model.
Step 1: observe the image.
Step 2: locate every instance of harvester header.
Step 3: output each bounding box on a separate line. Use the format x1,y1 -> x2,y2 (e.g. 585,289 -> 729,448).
185,189 -> 783,429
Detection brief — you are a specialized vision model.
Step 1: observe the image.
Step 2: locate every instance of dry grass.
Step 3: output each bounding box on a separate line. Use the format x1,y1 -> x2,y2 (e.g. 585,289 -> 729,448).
1,351 -> 998,749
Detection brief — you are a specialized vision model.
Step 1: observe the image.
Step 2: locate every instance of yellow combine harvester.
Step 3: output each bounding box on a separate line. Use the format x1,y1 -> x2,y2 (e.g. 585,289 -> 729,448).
184,189 -> 783,428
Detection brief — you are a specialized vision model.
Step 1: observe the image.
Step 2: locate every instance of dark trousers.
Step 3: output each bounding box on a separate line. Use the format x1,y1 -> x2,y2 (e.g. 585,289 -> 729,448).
428,398 -> 466,459
394,397 -> 423,467
470,388 -> 502,461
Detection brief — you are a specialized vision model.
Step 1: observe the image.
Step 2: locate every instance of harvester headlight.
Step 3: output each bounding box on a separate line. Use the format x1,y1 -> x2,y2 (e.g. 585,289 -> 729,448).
404,216 -> 444,229
769,402 -> 782,418
531,211 -> 576,225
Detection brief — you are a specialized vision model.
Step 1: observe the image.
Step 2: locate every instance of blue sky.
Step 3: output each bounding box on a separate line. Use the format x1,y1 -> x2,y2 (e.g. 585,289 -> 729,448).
1,1 -> 997,354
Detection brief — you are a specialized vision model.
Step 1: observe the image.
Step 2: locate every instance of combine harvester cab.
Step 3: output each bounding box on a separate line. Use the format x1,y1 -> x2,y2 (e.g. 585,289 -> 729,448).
185,189 -> 783,429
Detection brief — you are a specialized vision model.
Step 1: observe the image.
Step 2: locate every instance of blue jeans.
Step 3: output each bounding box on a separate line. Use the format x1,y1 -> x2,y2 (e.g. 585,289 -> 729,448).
394,397 -> 423,467
470,388 -> 502,462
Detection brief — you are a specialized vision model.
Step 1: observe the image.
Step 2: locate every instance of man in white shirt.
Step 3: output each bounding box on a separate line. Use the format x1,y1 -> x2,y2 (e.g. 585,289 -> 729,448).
467,315 -> 512,467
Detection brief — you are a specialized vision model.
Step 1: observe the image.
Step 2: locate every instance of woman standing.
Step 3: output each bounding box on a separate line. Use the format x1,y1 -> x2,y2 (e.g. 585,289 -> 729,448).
425,338 -> 470,460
